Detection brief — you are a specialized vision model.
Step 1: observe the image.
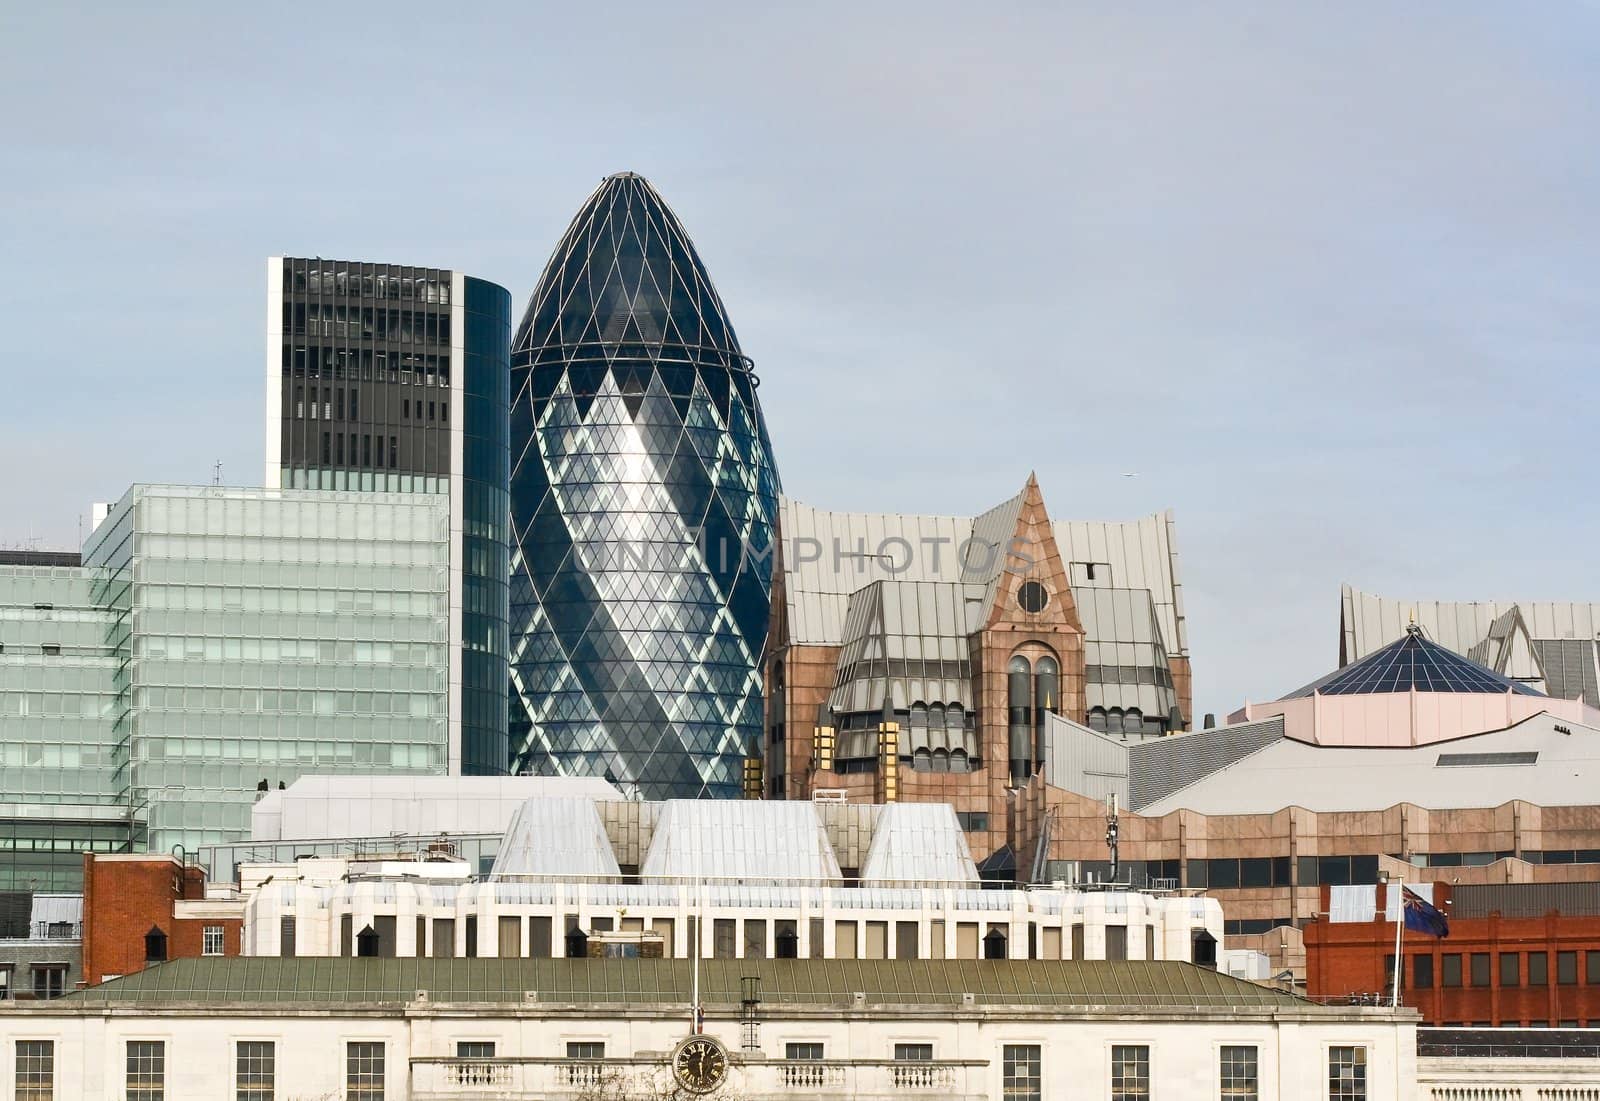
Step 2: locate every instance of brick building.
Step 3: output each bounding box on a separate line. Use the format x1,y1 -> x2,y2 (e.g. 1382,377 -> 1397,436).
1306,883 -> 1600,1026
80,854 -> 243,987
764,475 -> 1190,863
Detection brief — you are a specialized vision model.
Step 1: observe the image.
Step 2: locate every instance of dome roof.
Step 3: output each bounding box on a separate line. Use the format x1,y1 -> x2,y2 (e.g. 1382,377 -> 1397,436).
1284,626 -> 1547,699
514,172 -> 745,369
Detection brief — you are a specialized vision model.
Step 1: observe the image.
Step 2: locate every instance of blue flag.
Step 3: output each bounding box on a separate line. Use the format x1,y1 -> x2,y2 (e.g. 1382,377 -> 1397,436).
1402,887 -> 1449,938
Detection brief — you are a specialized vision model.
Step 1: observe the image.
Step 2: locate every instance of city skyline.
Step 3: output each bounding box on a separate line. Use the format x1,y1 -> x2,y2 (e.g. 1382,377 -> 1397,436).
5,4 -> 1598,720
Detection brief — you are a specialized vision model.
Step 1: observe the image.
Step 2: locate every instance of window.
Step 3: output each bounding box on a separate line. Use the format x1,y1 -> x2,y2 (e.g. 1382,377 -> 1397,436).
782,1043 -> 826,1088
16,1040 -> 54,1101
1442,954 -> 1462,987
567,1042 -> 605,1060
127,1041 -> 165,1101
892,1044 -> 935,1089
1559,951 -> 1579,985
1471,953 -> 1491,987
1111,1045 -> 1150,1101
1413,955 -> 1434,988
1016,581 -> 1049,613
1002,1044 -> 1041,1100
347,1042 -> 384,1100
453,1043 -> 497,1086
280,916 -> 296,958
236,1041 -> 274,1101
30,966 -> 65,1000
1589,951 -> 1600,985
1220,1045 -> 1258,1099
1501,953 -> 1520,987
786,1043 -> 824,1060
0,967 -> 10,1000
1328,1046 -> 1366,1101
203,926 -> 225,956
1530,952 -> 1549,986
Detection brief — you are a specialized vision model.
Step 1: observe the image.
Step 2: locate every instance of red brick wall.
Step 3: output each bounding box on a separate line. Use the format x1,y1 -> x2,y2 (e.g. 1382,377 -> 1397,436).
1305,883 -> 1600,1025
80,854 -> 242,987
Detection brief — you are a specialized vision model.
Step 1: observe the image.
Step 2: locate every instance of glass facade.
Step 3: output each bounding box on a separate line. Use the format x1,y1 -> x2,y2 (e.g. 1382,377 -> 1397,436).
508,173 -> 780,799
0,563 -> 132,889
271,258 -> 513,776
82,485 -> 451,855
458,276 -> 512,776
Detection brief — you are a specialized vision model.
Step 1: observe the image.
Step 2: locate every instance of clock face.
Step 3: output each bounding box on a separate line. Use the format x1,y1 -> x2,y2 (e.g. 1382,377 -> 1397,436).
672,1035 -> 728,1094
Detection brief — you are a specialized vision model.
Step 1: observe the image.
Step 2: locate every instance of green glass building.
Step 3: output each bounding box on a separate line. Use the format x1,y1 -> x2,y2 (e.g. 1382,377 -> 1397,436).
77,485 -> 453,858
0,554 -> 129,890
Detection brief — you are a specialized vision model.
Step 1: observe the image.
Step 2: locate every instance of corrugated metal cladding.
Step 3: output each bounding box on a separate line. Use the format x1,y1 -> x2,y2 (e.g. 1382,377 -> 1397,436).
1534,638 -> 1600,708
1041,714 -> 1132,809
1126,717 -> 1283,811
778,495 -> 1188,661
1450,882 -> 1600,920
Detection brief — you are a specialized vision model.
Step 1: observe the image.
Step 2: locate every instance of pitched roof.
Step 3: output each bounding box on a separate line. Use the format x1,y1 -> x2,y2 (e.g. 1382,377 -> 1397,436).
1285,627 -> 1545,699
68,957 -> 1309,1010
1137,711 -> 1600,816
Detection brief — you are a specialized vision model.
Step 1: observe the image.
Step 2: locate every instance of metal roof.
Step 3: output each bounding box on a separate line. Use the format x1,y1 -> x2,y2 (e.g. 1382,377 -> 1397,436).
489,797 -> 621,879
777,495 -> 1188,660
639,800 -> 842,884
1138,711 -> 1600,816
859,804 -> 979,887
69,957 -> 1309,1010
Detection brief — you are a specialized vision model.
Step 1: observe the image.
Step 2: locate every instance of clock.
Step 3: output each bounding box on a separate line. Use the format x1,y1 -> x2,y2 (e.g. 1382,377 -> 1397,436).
671,1034 -> 728,1094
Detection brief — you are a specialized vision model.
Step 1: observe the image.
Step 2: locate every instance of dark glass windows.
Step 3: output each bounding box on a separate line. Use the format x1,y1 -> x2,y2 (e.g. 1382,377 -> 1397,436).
1002,1044 -> 1041,1100
1016,581 -> 1049,613
347,1042 -> 384,1100
126,1041 -> 164,1101
236,1041 -> 274,1101
1111,1045 -> 1150,1101
16,1040 -> 53,1101
1328,1046 -> 1366,1101
1220,1046 -> 1258,1100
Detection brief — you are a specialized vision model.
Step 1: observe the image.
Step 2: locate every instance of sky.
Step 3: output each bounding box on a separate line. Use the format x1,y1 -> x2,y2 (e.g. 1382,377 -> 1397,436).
3,3 -> 1598,719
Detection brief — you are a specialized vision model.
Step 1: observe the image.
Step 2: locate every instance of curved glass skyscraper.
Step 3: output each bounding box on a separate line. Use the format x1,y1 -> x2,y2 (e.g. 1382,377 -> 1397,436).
509,173 -> 780,799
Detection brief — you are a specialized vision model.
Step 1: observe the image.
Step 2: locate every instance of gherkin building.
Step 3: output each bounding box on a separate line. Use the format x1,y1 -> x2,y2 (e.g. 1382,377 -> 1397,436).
508,173 -> 780,799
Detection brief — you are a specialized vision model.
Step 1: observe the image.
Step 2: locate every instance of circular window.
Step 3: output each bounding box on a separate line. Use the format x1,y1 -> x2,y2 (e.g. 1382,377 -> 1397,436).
1017,581 -> 1050,613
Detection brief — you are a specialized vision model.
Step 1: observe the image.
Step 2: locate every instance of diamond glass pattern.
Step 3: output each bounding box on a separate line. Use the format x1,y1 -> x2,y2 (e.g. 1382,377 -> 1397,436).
508,174 -> 780,799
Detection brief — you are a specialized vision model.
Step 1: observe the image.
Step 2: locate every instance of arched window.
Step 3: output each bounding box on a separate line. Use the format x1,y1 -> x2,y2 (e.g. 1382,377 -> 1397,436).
950,748 -> 969,773
913,748 -> 932,772
1125,708 -> 1143,737
1108,708 -> 1125,735
909,702 -> 928,729
927,703 -> 946,734
1088,707 -> 1108,733
1033,655 -> 1059,771
1008,656 -> 1032,783
932,749 -> 950,773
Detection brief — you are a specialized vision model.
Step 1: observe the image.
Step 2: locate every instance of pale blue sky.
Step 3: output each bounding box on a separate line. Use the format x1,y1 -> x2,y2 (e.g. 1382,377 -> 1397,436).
3,3 -> 1597,716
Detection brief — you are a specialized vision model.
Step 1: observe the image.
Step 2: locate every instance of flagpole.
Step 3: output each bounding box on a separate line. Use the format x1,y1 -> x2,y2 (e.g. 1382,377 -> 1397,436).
1391,874 -> 1404,1008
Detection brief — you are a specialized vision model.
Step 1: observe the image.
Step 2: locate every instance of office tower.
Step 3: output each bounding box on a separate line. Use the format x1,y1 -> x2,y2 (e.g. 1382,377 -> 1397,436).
508,173 -> 781,799
266,259 -> 513,775
0,552 -> 127,889
83,484 -> 453,856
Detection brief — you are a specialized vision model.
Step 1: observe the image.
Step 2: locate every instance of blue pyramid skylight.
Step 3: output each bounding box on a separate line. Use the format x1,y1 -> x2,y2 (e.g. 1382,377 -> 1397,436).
1285,627 -> 1546,698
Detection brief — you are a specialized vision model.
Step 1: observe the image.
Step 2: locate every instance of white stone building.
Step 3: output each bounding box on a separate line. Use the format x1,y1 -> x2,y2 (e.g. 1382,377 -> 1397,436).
0,956 -> 1413,1100
233,795 -> 1225,965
